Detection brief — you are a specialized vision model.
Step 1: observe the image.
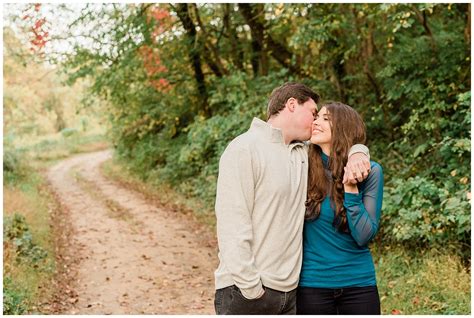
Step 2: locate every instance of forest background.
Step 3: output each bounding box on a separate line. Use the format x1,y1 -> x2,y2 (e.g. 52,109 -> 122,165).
3,3 -> 471,314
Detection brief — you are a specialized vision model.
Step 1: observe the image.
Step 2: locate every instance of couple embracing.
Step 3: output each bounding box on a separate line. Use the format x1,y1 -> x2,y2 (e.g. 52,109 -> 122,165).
214,83 -> 383,315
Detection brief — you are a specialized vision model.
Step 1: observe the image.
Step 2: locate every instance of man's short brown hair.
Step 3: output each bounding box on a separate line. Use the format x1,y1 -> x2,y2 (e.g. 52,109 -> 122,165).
267,82 -> 320,119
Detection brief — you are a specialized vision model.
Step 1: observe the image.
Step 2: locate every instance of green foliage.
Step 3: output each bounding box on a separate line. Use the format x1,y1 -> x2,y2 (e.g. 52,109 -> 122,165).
4,213 -> 48,264
383,177 -> 470,246
4,148 -> 22,174
3,161 -> 58,314
3,147 -> 29,185
3,213 -> 50,314
3,276 -> 28,315
372,5 -> 470,250
60,127 -> 79,138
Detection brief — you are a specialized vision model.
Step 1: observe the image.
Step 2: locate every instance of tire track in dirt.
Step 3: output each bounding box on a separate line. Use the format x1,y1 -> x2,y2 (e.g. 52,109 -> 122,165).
46,150 -> 218,314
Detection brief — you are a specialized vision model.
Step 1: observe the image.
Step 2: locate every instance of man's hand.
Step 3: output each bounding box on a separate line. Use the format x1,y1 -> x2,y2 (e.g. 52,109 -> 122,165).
343,152 -> 371,184
240,286 -> 265,299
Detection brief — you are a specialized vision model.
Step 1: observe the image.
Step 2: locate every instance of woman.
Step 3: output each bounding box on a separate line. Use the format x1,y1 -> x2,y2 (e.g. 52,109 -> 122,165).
297,102 -> 384,315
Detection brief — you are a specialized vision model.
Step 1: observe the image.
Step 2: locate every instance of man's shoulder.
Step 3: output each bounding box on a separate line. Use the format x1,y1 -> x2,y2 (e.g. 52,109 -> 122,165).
220,130 -> 266,161
227,129 -> 264,148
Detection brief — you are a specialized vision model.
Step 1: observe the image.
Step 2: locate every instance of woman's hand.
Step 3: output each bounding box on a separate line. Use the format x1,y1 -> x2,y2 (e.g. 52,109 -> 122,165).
343,167 -> 359,194
343,152 -> 370,184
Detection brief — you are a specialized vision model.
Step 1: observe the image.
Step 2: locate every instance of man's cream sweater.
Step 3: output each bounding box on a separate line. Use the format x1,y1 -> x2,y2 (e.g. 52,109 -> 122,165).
214,118 -> 368,299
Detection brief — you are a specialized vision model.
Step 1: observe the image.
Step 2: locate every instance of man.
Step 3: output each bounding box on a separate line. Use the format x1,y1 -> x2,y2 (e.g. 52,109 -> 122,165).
214,83 -> 370,314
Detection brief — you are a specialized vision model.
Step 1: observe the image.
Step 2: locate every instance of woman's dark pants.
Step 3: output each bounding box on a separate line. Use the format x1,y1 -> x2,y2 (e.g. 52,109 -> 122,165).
296,285 -> 381,315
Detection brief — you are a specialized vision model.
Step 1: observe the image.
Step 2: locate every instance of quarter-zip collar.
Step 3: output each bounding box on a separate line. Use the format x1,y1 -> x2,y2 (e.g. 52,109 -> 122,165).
250,117 -> 305,148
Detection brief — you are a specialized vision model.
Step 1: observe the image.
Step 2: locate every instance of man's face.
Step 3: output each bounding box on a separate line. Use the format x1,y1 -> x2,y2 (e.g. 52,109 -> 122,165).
293,98 -> 318,141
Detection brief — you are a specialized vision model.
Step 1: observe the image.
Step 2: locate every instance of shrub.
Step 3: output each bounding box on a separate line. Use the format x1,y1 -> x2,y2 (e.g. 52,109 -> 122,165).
382,176 -> 470,250
3,148 -> 29,185
60,127 -> 79,138
3,276 -> 28,315
3,213 -> 48,264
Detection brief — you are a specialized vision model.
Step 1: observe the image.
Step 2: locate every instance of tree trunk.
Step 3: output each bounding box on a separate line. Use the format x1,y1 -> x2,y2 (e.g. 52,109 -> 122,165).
175,4 -> 210,117
326,38 -> 347,102
238,3 -> 267,76
412,5 -> 437,51
465,4 -> 471,45
239,4 -> 302,75
190,4 -> 228,77
224,4 -> 244,71
363,22 -> 382,104
351,7 -> 382,104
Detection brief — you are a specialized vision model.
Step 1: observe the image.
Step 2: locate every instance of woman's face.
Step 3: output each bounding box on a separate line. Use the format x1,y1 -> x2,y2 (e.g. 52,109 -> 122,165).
310,106 -> 332,146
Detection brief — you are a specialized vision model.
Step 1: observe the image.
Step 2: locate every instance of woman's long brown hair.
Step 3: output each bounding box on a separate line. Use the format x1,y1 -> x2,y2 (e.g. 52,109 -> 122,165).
305,102 -> 367,232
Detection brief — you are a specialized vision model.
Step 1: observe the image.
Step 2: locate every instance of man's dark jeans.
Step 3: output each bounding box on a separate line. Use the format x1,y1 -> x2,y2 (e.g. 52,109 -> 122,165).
296,285 -> 381,315
215,285 -> 297,315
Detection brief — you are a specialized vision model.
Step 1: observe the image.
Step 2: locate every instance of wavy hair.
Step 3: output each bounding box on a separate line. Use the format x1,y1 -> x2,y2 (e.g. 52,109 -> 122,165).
305,102 -> 366,232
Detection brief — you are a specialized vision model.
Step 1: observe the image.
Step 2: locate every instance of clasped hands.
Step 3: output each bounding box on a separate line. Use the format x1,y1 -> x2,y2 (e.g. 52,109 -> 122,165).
342,152 -> 371,193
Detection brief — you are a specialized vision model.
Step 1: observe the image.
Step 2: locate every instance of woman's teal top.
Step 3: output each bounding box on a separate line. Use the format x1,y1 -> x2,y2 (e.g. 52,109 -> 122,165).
299,152 -> 384,288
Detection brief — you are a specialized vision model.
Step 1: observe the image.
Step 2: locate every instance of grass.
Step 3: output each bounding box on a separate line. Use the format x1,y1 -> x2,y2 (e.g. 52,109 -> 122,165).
12,132 -> 109,170
3,171 -> 56,314
374,244 -> 471,314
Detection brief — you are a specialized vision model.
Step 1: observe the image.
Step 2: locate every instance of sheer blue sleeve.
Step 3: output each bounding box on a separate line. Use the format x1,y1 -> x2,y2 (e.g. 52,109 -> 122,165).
343,162 -> 384,247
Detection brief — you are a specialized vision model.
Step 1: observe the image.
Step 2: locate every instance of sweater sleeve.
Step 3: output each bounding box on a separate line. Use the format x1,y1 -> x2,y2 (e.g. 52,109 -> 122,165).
343,162 -> 383,246
348,144 -> 370,161
215,143 -> 263,299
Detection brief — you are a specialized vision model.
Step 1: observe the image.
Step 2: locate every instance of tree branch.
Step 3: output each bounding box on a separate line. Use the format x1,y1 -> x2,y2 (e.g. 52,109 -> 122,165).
190,3 -> 228,77
412,5 -> 437,51
239,3 -> 302,76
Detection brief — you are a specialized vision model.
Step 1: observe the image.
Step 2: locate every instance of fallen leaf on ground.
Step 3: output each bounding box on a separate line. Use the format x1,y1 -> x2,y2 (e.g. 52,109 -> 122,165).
68,298 -> 78,304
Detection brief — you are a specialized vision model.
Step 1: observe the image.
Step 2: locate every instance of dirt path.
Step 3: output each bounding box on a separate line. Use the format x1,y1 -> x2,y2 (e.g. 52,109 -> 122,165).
46,150 -> 218,314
